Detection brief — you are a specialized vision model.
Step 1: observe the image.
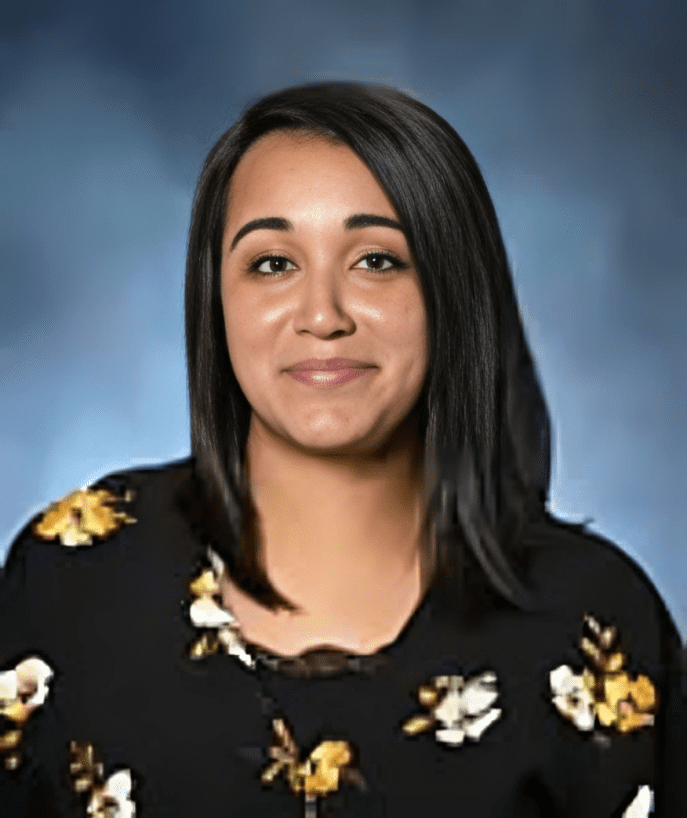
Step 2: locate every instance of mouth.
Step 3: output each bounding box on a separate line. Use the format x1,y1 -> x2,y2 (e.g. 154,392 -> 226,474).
285,367 -> 376,388
286,358 -> 375,372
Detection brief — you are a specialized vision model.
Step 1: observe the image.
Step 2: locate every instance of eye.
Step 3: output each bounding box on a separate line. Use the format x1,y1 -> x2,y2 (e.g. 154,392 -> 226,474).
247,255 -> 296,275
355,253 -> 408,272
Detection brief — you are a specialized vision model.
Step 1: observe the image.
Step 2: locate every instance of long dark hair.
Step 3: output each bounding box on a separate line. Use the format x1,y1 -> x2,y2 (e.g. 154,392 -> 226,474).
181,82 -> 551,614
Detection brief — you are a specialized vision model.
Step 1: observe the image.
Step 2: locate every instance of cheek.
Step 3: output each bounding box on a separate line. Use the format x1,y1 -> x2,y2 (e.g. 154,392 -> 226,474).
405,310 -> 429,389
392,291 -> 428,366
222,283 -> 258,378
222,287 -> 290,385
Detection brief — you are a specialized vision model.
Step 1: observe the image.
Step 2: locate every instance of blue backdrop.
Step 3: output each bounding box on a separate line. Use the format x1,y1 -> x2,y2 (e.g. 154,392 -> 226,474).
2,1 -> 685,638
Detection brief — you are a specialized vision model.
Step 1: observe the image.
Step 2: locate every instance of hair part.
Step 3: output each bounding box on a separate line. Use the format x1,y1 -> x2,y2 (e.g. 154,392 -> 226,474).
180,82 -> 552,616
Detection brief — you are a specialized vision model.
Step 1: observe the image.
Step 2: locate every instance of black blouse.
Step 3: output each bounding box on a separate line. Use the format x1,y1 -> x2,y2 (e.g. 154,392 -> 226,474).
1,459 -> 685,817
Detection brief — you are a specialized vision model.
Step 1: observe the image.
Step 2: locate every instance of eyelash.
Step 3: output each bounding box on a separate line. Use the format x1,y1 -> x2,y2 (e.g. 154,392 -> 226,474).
246,252 -> 409,277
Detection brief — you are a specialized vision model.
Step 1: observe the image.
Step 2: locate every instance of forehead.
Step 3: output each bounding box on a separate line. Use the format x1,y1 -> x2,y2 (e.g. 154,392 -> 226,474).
234,130 -> 357,178
225,131 -> 397,220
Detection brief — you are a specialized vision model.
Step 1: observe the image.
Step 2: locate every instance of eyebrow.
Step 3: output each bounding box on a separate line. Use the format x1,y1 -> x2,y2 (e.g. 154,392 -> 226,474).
229,213 -> 404,251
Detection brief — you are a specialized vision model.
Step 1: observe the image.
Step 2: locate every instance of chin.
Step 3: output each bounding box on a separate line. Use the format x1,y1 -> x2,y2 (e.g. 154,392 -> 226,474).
291,435 -> 373,457
277,422 -> 378,455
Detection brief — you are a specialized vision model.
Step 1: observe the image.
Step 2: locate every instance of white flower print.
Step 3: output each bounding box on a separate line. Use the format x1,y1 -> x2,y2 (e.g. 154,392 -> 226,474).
86,769 -> 136,818
550,664 -> 595,732
207,547 -> 225,578
0,656 -> 54,770
0,656 -> 54,720
622,785 -> 653,818
189,595 -> 237,629
433,672 -> 502,745
187,552 -> 255,670
216,625 -> 256,669
403,671 -> 502,747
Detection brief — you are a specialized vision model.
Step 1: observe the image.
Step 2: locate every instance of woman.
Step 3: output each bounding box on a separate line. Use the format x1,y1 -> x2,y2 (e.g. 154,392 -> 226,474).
1,82 -> 684,817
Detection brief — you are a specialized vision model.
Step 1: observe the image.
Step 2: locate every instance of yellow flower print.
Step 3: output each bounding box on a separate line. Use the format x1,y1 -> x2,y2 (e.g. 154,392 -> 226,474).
0,656 -> 54,770
33,487 -> 136,546
261,717 -> 365,817
298,740 -> 354,794
596,672 -> 656,733
550,614 -> 658,735
186,552 -> 255,669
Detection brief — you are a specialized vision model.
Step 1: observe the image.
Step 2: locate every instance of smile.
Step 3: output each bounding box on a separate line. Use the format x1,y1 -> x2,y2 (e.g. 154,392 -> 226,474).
286,368 -> 376,388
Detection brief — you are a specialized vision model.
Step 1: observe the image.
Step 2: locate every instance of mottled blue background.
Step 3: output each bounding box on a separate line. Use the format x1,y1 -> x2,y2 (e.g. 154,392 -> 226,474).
2,1 -> 685,637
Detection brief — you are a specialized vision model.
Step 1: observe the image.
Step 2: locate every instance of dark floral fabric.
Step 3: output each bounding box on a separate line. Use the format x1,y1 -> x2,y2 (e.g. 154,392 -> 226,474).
1,459 -> 685,817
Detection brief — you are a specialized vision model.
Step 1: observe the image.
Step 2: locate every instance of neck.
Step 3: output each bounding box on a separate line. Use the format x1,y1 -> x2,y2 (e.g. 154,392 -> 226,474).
242,414 -> 431,618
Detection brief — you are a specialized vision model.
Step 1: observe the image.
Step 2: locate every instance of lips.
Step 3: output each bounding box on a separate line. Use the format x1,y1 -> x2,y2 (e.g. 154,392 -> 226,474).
285,358 -> 376,388
287,358 -> 374,372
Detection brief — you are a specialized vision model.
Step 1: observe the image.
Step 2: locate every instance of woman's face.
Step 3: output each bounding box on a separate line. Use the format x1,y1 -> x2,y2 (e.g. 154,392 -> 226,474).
220,131 -> 428,456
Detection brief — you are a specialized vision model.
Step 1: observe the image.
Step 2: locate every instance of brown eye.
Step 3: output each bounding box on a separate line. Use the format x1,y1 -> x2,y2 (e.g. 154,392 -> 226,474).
366,254 -> 390,270
248,255 -> 296,275
355,253 -> 408,272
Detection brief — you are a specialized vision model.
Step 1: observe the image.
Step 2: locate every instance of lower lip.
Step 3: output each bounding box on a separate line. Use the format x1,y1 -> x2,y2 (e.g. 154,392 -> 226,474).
287,368 -> 375,387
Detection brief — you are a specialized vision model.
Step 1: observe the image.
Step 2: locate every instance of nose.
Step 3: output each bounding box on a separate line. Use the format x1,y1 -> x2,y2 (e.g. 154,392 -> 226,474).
292,269 -> 356,339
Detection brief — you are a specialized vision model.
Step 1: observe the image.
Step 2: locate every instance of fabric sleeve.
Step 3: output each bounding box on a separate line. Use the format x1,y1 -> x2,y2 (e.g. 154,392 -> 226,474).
656,636 -> 687,816
541,579 -> 687,817
620,569 -> 687,816
0,529 -> 67,817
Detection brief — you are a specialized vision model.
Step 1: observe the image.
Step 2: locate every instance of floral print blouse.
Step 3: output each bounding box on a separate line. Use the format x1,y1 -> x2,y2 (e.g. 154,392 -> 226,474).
1,459 -> 685,817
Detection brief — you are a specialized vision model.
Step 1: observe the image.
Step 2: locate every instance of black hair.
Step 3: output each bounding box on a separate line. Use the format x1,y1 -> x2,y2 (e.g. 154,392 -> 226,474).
181,82 -> 552,615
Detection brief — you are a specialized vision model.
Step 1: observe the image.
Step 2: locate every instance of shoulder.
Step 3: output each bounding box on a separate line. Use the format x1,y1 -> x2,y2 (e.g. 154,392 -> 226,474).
3,457 -> 195,570
520,512 -> 682,661
515,515 -> 687,815
1,458 -> 199,662
0,459 -> 203,795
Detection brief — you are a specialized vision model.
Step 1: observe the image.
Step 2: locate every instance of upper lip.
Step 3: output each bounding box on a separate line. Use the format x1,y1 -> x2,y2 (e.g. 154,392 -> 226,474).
287,358 -> 374,371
